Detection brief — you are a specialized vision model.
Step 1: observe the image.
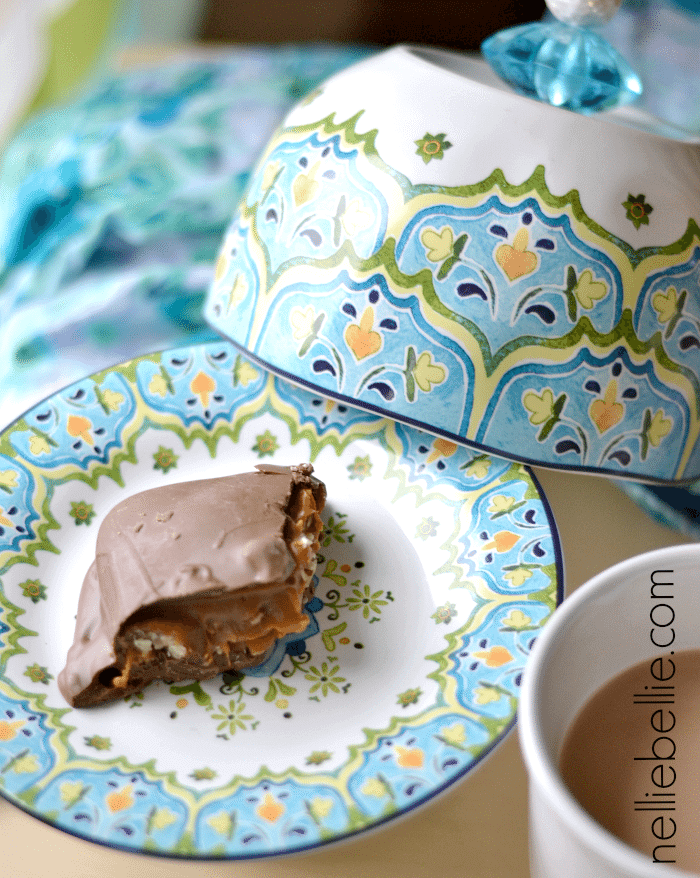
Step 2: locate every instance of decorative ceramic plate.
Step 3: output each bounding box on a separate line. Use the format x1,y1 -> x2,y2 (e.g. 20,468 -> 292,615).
0,341 -> 562,859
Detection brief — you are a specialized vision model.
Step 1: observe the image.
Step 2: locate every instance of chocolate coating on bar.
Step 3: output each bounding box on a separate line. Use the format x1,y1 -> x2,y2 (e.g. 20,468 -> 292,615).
58,464 -> 326,707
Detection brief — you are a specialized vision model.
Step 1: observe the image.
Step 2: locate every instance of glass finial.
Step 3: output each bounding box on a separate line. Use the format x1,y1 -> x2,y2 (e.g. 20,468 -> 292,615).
482,0 -> 642,114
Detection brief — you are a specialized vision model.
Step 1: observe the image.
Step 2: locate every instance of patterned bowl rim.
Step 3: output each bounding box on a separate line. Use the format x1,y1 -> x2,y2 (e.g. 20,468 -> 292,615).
206,331 -> 699,488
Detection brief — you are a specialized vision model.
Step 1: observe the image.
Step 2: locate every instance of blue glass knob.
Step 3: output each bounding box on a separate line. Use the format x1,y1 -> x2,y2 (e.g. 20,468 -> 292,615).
482,20 -> 643,114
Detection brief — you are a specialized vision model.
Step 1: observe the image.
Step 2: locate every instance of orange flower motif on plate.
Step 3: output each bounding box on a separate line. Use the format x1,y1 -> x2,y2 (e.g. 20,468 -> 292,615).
256,792 -> 285,823
473,645 -> 514,668
190,371 -> 216,407
106,785 -> 134,813
395,745 -> 424,768
482,530 -> 520,553
0,719 -> 25,740
427,438 -> 458,463
67,415 -> 92,444
345,306 -> 382,361
590,380 -> 624,434
495,228 -> 538,281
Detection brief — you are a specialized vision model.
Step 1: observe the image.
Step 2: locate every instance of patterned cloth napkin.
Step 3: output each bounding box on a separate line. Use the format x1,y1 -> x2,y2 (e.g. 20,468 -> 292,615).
0,44 -> 374,430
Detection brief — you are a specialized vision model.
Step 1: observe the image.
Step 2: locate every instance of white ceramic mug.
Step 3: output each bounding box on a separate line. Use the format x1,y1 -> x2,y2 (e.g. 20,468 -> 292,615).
519,544 -> 700,878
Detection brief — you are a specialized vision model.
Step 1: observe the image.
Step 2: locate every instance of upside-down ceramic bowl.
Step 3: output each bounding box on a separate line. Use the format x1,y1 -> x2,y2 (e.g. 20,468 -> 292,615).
204,44 -> 700,483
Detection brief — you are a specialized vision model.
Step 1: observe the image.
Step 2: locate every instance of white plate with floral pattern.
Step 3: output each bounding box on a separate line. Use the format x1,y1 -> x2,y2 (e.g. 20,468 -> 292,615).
0,341 -> 562,858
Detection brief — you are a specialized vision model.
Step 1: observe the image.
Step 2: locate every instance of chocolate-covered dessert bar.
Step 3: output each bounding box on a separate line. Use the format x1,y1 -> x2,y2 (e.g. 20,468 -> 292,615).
58,463 -> 326,707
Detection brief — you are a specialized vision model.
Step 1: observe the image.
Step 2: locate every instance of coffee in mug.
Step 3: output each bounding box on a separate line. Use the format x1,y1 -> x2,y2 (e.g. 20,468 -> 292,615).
560,648 -> 700,873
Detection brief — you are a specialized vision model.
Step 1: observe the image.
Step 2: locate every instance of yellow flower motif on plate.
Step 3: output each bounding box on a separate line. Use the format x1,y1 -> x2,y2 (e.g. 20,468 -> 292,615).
9,753 -> 39,775
292,160 -> 321,207
361,777 -> 389,798
465,457 -> 491,479
308,797 -> 334,820
413,351 -> 446,392
0,469 -> 18,491
226,273 -> 248,314
652,286 -> 679,324
29,434 -> 51,455
440,722 -> 466,746
504,566 -> 533,587
149,807 -> 177,831
214,250 -> 228,283
502,608 -> 532,630
573,269 -> 607,309
0,508 -> 12,528
341,197 -> 372,237
474,686 -> 503,705
60,781 -> 85,806
101,389 -> 124,411
234,359 -> 258,387
291,305 -> 317,341
488,494 -> 516,515
208,811 -> 235,837
523,389 -> 554,426
149,373 -> 169,397
646,409 -> 672,447
421,226 -> 454,262
261,158 -> 282,192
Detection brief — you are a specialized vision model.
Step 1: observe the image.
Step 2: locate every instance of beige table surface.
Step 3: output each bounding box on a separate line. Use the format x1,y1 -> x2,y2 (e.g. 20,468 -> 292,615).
0,466 -> 692,878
